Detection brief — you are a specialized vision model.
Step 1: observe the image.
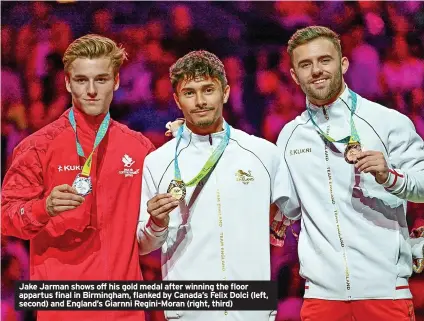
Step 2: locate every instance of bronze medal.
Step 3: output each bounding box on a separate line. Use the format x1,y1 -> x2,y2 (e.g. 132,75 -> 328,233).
344,142 -> 362,164
167,179 -> 186,201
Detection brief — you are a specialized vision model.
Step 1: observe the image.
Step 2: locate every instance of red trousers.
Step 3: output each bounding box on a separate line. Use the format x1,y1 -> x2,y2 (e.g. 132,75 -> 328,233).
301,298 -> 415,321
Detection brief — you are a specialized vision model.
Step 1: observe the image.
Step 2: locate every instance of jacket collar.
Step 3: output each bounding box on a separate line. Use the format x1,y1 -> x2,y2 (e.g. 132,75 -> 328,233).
179,120 -> 229,149
306,85 -> 357,123
71,106 -> 109,133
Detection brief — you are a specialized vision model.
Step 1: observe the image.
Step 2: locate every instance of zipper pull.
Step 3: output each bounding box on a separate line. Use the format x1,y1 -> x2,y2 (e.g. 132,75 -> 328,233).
322,106 -> 329,120
208,134 -> 212,145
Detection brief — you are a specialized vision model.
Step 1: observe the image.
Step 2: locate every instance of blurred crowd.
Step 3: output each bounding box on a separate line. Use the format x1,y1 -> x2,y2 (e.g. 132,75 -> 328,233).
1,2 -> 424,321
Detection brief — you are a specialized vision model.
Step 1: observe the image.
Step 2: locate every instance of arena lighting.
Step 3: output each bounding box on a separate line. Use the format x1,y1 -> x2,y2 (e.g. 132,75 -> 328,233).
56,0 -> 77,3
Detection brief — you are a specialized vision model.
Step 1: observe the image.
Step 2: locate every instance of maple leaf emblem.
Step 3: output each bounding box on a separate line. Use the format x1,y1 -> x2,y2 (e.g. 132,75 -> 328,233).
122,154 -> 135,167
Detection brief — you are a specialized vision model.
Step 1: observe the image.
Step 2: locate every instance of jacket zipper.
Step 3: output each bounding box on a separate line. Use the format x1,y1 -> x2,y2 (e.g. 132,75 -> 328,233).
323,107 -> 352,299
322,106 -> 328,118
211,134 -> 228,316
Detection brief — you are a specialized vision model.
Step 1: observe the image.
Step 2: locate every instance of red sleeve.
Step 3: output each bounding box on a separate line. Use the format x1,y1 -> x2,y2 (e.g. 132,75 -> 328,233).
1,141 -> 51,240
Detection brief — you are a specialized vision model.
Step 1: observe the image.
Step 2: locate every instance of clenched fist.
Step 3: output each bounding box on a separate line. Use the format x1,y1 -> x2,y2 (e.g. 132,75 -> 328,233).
46,184 -> 85,217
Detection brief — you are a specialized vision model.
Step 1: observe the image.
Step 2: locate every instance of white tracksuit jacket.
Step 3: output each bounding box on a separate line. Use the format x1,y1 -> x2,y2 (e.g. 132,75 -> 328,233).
137,125 -> 296,321
276,85 -> 424,300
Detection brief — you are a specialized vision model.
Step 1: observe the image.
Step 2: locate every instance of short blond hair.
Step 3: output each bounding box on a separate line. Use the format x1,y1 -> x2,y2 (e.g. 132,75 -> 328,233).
63,34 -> 127,75
287,26 -> 342,62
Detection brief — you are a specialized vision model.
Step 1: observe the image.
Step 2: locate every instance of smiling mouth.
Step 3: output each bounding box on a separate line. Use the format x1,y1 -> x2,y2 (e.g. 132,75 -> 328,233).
311,79 -> 328,84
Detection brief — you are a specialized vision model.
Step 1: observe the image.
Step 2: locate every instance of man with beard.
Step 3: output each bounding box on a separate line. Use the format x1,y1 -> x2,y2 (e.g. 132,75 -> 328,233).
137,50 -> 297,321
274,26 -> 424,321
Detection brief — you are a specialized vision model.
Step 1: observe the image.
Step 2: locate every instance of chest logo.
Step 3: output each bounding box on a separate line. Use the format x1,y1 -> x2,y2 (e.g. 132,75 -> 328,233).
58,165 -> 82,172
122,154 -> 135,167
119,154 -> 139,177
289,148 -> 312,156
235,170 -> 254,185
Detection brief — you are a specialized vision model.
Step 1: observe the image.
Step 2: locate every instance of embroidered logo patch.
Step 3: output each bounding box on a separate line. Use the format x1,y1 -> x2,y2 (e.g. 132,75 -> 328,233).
119,154 -> 139,177
235,170 -> 254,185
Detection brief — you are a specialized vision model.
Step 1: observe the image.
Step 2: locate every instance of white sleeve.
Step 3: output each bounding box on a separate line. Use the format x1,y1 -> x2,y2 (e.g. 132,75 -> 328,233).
273,126 -> 302,221
137,158 -> 168,255
380,113 -> 424,202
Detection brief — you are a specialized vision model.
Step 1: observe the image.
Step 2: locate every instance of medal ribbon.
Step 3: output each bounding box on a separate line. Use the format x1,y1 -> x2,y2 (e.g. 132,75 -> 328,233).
68,108 -> 110,177
306,89 -> 360,144
174,121 -> 231,187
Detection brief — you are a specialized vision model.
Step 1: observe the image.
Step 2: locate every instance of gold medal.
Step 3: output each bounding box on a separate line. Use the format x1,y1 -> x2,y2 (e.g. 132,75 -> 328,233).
344,142 -> 362,164
167,180 -> 186,201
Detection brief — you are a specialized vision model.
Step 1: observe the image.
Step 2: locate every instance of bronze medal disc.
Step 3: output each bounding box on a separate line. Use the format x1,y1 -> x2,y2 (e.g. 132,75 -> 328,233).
344,142 -> 362,164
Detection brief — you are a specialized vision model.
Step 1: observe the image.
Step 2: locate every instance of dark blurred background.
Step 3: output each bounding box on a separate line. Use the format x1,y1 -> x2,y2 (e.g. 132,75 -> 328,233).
1,1 -> 424,321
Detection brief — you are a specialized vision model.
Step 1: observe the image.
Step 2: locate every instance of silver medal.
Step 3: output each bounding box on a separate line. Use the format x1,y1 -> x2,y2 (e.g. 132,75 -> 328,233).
72,174 -> 92,196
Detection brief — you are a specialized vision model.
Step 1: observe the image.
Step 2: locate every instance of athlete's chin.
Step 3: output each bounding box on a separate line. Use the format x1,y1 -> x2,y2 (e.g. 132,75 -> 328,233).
192,115 -> 214,127
79,104 -> 108,116
309,87 -> 332,101
195,119 -> 214,128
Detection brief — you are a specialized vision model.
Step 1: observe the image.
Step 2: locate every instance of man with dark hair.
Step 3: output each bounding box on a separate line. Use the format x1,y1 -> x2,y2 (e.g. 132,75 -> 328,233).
275,25 -> 424,321
137,50 -> 297,321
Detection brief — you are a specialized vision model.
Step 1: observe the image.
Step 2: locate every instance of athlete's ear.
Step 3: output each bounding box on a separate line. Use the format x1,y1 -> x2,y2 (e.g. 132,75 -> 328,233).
223,85 -> 230,104
341,57 -> 349,75
290,68 -> 300,86
114,73 -> 120,91
65,74 -> 72,93
173,93 -> 182,111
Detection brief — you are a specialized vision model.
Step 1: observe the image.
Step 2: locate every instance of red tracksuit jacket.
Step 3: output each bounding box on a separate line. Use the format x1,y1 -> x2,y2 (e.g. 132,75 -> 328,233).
1,108 -> 155,321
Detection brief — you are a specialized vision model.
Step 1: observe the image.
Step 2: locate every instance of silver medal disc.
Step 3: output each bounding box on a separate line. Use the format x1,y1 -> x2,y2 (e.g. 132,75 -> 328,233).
72,174 -> 92,196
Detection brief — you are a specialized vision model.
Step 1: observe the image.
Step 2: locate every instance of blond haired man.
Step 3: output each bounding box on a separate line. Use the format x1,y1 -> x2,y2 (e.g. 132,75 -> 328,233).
275,26 -> 424,320
2,34 -> 154,321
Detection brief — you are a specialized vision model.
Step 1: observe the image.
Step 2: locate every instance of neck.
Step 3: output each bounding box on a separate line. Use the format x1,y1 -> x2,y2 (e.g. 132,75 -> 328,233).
308,82 -> 346,107
186,117 -> 224,135
73,106 -> 108,129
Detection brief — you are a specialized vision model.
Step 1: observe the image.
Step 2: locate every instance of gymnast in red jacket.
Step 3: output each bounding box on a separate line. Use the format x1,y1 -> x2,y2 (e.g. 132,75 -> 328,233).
1,34 -> 155,321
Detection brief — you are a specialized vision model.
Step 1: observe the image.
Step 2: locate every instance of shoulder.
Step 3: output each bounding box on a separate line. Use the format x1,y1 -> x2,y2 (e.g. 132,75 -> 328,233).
276,114 -> 308,147
357,96 -> 414,128
230,128 -> 282,168
14,113 -> 71,157
111,120 -> 156,153
143,138 -> 176,169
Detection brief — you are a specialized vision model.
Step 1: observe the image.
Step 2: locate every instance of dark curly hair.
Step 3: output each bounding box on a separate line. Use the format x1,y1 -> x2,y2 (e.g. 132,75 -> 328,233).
169,50 -> 228,92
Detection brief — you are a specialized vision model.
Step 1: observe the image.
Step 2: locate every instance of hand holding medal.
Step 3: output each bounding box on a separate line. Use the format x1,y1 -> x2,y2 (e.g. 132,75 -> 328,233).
147,194 -> 180,228
46,184 -> 85,217
354,150 -> 389,184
